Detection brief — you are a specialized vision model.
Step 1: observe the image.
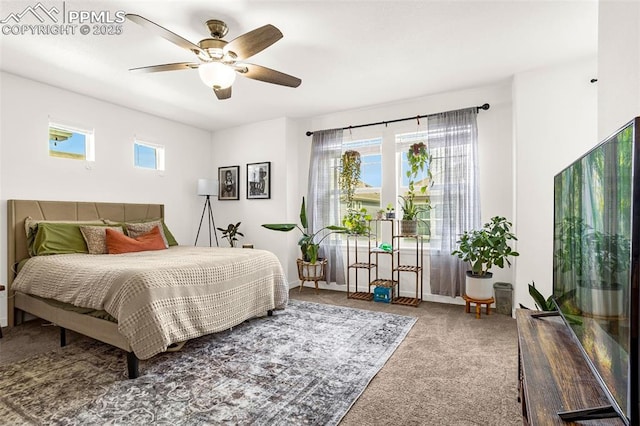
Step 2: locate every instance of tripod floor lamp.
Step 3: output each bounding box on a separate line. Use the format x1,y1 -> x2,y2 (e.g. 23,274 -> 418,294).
195,178 -> 219,247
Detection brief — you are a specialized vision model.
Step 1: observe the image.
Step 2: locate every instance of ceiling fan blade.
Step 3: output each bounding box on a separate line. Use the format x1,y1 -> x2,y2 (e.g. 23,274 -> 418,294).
224,25 -> 283,60
129,62 -> 200,73
214,86 -> 232,100
126,14 -> 205,57
240,64 -> 301,88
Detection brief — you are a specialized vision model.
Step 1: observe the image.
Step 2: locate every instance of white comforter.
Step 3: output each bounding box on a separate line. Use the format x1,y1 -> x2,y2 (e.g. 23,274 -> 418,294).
13,246 -> 288,359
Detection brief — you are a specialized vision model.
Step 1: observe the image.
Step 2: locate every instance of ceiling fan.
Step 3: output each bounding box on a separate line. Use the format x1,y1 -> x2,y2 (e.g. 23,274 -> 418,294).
125,14 -> 302,100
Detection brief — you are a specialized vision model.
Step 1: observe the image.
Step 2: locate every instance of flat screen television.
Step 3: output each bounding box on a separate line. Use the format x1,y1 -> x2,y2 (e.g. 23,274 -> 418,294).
553,117 -> 639,424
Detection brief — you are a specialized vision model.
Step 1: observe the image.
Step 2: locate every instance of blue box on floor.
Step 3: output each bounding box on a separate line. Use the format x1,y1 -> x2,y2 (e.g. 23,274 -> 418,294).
373,286 -> 392,303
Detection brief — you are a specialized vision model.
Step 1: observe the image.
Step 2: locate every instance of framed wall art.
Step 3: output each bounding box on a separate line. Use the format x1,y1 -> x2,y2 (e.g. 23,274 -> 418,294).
247,161 -> 271,199
218,165 -> 240,200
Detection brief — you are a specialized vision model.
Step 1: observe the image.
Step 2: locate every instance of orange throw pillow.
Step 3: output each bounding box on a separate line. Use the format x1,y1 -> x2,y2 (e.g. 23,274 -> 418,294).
106,225 -> 167,254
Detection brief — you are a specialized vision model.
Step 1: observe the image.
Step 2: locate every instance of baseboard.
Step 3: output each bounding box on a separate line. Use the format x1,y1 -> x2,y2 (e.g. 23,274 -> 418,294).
289,280 -> 469,307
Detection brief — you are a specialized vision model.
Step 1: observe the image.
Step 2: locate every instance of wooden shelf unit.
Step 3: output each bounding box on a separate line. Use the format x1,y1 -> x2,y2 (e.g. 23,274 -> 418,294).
391,222 -> 424,307
346,231 -> 375,300
346,219 -> 424,307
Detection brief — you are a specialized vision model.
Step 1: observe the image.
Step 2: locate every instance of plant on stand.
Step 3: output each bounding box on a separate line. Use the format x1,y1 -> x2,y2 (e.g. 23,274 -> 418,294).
339,150 -> 371,234
385,203 -> 395,219
262,197 -> 347,264
262,197 -> 348,285
216,222 -> 244,247
399,141 -> 432,235
451,216 -> 519,300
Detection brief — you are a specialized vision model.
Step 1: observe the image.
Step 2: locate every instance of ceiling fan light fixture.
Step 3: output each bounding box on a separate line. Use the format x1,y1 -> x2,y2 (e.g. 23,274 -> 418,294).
198,62 -> 236,89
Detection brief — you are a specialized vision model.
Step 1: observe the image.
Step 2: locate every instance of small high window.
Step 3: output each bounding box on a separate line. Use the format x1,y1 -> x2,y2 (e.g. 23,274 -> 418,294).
49,122 -> 95,161
134,140 -> 165,170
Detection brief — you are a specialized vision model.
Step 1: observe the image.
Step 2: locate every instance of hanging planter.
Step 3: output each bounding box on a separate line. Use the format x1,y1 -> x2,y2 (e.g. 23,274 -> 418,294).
340,150 -> 371,235
399,142 -> 432,225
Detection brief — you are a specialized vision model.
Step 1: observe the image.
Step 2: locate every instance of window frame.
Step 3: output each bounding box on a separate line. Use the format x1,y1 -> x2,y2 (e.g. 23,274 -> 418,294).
133,139 -> 165,171
48,121 -> 95,161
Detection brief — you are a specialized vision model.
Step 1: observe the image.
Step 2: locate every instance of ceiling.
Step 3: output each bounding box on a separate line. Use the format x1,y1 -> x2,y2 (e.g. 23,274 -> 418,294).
0,1 -> 598,132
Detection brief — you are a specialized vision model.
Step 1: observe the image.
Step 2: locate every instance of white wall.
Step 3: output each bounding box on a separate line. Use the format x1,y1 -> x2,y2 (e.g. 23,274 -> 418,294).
210,117 -> 302,283
512,57 -> 598,309
597,1 -> 640,139
0,72 -> 213,326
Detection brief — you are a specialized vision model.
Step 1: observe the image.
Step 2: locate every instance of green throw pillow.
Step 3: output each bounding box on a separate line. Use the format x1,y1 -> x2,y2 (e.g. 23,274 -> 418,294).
32,222 -> 93,255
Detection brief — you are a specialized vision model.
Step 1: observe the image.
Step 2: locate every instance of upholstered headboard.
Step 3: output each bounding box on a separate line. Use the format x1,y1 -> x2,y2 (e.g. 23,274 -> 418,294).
6,200 -> 164,326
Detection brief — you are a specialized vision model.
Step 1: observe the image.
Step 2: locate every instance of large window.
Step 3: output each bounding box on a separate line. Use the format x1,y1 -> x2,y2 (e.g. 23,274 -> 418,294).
338,120 -> 475,242
48,122 -> 95,161
134,140 -> 165,170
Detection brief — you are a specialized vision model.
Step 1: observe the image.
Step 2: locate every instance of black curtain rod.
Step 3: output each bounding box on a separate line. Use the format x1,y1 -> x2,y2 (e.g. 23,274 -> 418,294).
305,103 -> 490,137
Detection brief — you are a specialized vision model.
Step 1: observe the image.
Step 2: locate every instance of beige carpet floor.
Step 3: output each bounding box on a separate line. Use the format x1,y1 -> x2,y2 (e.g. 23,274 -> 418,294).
0,289 -> 522,425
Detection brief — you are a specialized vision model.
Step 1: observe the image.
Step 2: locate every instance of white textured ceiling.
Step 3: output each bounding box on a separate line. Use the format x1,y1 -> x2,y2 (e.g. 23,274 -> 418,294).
0,0 -> 598,131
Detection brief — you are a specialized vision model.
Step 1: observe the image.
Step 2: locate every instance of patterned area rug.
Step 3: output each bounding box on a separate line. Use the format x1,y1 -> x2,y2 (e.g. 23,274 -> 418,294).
0,300 -> 416,425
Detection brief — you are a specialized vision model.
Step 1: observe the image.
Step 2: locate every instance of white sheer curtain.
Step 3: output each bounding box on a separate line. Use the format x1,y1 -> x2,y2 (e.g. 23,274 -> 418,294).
307,129 -> 345,284
429,108 -> 481,297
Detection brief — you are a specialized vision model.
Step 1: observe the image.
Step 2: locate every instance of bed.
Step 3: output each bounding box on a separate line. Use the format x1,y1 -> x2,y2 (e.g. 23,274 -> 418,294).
6,200 -> 288,378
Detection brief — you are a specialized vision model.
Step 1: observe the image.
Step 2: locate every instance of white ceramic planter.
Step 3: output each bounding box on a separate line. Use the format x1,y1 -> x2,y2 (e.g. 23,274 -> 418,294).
465,272 -> 494,300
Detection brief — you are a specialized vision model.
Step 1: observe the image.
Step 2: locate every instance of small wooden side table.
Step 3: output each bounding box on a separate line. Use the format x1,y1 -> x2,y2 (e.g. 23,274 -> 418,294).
463,294 -> 494,319
0,284 -> 4,338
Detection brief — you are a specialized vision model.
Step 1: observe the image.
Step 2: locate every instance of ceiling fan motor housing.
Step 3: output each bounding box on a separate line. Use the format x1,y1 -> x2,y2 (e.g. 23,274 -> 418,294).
206,19 -> 228,38
199,38 -> 229,60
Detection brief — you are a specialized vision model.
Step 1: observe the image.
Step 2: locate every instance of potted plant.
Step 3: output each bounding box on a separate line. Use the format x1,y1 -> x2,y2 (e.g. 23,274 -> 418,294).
343,207 -> 372,235
216,222 -> 244,247
376,209 -> 385,220
385,203 -> 395,219
262,197 -> 348,283
262,197 -> 348,264
451,216 -> 519,299
400,142 -> 432,235
339,150 -> 370,235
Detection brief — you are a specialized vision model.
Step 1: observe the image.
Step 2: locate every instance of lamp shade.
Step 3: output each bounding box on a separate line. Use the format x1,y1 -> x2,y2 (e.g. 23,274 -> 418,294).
198,62 -> 236,89
197,178 -> 217,196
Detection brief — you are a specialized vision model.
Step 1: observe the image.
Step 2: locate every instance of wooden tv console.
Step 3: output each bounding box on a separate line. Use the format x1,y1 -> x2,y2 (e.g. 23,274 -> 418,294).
516,309 -> 625,425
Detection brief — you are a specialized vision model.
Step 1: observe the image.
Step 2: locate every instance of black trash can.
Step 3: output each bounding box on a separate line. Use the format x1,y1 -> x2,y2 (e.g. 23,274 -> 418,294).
493,282 -> 513,316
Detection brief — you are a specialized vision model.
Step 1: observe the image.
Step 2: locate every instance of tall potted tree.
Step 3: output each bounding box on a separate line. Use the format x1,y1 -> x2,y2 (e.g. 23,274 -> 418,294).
451,216 -> 519,299
400,142 -> 432,235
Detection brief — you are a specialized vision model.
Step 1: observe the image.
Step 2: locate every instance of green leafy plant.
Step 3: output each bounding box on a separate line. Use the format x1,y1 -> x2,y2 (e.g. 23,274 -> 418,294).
216,222 -> 244,247
262,197 -> 348,263
519,281 -> 555,311
401,142 -> 432,220
385,203 -> 395,218
451,216 -> 519,276
342,207 -> 372,235
339,150 -> 371,234
339,150 -> 361,207
398,195 -> 429,221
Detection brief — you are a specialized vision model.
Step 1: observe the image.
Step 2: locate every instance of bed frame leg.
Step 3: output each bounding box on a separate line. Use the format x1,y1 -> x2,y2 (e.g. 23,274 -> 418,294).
267,310 -> 273,316
60,327 -> 67,347
127,352 -> 139,379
